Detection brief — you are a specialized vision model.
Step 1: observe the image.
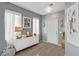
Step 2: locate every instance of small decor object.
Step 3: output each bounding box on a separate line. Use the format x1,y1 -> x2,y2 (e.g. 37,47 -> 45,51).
42,22 -> 45,28
60,19 -> 63,28
23,16 -> 32,28
61,32 -> 65,48
16,33 -> 22,39
34,33 -> 36,36
15,27 -> 23,32
1,44 -> 15,56
15,27 -> 23,39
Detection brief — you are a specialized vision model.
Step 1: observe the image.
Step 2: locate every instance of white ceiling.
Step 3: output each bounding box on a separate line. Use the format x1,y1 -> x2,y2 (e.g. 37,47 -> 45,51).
11,2 -> 65,15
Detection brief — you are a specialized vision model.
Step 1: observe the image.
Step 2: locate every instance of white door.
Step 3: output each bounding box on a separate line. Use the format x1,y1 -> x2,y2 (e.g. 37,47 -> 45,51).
47,19 -> 58,45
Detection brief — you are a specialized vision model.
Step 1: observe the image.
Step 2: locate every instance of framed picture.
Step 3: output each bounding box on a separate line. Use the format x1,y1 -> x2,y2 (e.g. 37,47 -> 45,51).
23,16 -> 31,28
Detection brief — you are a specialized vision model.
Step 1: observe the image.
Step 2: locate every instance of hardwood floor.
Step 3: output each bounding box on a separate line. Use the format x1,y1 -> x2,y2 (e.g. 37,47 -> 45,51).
15,42 -> 65,56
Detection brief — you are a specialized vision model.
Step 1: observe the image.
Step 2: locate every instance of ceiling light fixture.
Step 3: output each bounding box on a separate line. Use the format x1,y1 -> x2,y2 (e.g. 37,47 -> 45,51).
45,3 -> 53,13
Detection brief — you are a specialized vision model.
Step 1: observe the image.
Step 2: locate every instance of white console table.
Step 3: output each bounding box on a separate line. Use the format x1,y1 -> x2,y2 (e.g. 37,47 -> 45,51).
13,35 -> 39,52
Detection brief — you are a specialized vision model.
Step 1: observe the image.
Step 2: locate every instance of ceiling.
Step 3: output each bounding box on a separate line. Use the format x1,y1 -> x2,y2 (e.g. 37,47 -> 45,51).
11,2 -> 65,15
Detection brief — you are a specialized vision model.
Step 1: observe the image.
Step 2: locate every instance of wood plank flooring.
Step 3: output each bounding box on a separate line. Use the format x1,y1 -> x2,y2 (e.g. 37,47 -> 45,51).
16,42 -> 65,56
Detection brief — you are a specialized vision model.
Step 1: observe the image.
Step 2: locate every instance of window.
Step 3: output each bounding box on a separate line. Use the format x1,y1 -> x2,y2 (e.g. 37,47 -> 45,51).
33,17 -> 39,35
5,9 -> 21,44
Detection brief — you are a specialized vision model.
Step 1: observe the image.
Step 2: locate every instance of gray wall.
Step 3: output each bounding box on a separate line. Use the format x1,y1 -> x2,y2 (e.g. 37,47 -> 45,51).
0,2 -> 42,55
42,10 -> 65,45
65,43 -> 79,56
65,2 -> 79,56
